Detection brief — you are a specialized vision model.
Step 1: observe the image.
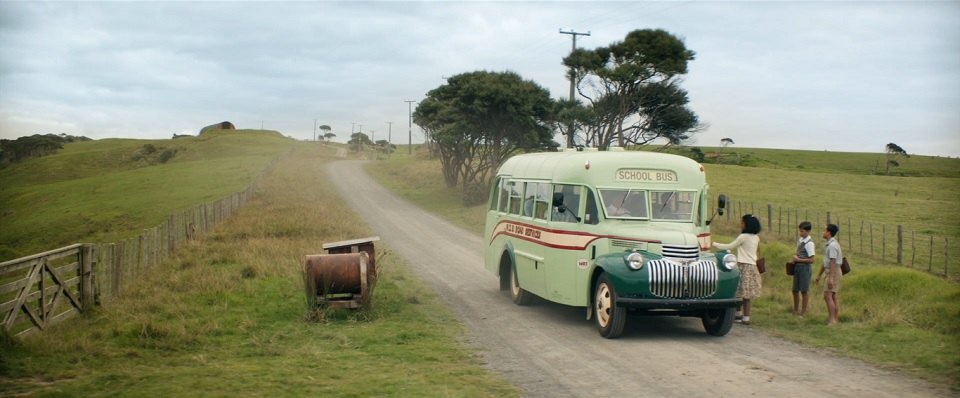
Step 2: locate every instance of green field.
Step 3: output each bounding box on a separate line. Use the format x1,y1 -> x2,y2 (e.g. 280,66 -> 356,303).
0,130 -> 297,261
364,146 -> 960,389
0,143 -> 516,397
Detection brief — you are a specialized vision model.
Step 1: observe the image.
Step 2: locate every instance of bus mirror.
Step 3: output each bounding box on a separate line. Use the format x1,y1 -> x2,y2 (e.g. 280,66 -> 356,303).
707,194 -> 727,225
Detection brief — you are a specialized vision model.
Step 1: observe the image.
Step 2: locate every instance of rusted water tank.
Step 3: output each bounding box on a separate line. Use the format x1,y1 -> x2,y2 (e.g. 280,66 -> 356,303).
304,236 -> 380,309
304,252 -> 375,309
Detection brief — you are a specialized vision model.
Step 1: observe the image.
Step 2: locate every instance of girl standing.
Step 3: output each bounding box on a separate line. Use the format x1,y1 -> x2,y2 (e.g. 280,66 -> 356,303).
712,214 -> 762,325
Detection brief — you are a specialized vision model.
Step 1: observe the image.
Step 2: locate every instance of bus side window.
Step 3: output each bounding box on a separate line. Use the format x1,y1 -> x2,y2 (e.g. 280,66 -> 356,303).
522,182 -> 537,217
551,184 -> 581,223
585,189 -> 599,225
508,181 -> 522,215
534,183 -> 550,220
496,178 -> 510,213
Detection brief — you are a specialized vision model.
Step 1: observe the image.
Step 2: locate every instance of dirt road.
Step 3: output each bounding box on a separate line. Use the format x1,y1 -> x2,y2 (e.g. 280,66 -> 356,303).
327,160 -> 949,398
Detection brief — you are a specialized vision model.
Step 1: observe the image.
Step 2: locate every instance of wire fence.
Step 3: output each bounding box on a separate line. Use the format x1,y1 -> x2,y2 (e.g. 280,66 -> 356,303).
709,195 -> 954,280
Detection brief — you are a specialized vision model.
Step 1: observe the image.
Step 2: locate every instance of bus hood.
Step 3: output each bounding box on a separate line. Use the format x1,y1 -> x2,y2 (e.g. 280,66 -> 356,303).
607,223 -> 706,249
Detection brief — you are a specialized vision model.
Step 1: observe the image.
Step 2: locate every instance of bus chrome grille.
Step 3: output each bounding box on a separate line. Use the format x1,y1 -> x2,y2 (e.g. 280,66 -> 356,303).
661,244 -> 699,260
647,260 -> 719,299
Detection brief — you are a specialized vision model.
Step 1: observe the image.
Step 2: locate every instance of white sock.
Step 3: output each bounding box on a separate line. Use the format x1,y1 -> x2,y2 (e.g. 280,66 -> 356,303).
742,316 -> 750,322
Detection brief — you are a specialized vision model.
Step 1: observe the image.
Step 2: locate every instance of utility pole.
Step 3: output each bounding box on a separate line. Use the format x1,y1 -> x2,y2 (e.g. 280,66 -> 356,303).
559,28 -> 590,149
387,121 -> 393,144
313,118 -> 317,142
357,124 -> 363,152
405,100 -> 416,155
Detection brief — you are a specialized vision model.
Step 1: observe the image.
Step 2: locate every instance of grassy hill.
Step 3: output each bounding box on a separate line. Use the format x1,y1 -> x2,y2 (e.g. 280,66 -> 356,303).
0,130 -> 298,261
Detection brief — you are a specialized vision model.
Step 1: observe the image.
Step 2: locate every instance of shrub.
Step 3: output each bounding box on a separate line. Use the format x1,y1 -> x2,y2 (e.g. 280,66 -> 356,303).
158,148 -> 178,163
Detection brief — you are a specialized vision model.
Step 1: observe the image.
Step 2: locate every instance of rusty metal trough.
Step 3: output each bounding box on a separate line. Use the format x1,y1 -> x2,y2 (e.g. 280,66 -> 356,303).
304,237 -> 380,309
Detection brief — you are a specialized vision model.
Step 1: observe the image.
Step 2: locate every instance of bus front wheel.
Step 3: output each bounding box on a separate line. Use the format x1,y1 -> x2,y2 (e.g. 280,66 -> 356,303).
509,262 -> 534,306
594,274 -> 626,338
701,307 -> 735,336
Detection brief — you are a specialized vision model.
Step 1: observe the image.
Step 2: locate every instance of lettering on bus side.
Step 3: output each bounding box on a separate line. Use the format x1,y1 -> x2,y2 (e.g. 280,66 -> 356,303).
504,222 -> 542,241
615,169 -> 677,183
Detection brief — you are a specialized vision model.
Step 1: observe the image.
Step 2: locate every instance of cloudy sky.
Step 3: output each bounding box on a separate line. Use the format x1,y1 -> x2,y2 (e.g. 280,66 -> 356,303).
1,1 -> 958,156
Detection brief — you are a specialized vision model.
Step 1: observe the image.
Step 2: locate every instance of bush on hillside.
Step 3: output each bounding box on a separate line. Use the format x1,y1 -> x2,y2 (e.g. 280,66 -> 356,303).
0,134 -> 91,168
131,144 -> 180,165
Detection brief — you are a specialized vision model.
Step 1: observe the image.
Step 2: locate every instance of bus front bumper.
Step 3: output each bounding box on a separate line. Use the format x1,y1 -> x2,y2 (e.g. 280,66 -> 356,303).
616,298 -> 741,309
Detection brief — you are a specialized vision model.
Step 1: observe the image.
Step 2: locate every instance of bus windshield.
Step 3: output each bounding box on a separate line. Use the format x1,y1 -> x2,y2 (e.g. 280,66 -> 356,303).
600,189 -> 696,221
651,190 -> 696,221
600,189 -> 648,219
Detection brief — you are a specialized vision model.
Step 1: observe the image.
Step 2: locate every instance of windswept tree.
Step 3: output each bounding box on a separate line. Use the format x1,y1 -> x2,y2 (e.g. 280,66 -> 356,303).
374,140 -> 397,160
323,132 -> 336,141
563,29 -> 700,150
885,142 -> 909,175
348,132 -> 372,152
414,71 -> 557,204
716,137 -> 734,160
318,125 -> 331,141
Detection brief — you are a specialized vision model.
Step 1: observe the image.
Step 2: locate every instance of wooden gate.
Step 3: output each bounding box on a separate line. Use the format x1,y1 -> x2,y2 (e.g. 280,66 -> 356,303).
0,244 -> 95,337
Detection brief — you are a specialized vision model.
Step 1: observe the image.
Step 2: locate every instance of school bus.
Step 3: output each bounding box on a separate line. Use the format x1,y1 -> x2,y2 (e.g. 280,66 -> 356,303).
484,149 -> 740,338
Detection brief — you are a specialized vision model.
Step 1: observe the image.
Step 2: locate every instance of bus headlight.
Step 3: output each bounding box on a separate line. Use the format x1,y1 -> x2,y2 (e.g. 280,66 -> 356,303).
626,252 -> 644,270
722,254 -> 738,271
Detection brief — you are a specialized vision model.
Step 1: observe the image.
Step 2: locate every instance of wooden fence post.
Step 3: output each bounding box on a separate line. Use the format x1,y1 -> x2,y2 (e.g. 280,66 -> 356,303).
945,238 -> 949,279
81,244 -> 94,312
897,225 -> 903,265
929,236 -> 934,272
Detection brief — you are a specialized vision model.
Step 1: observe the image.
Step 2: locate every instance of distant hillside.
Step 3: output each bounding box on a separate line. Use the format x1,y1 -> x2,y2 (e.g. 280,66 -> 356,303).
653,145 -> 960,178
0,130 -> 301,261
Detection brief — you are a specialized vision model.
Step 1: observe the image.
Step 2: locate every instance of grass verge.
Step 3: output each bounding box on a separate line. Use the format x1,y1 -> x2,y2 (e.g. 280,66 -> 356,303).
0,146 -> 517,397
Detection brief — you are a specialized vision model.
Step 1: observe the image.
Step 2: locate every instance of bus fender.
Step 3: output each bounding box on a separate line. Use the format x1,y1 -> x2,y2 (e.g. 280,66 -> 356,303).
498,242 -> 517,291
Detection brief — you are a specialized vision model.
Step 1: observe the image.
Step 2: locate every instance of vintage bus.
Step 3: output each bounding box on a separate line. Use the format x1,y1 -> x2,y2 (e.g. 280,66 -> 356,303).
484,149 -> 740,338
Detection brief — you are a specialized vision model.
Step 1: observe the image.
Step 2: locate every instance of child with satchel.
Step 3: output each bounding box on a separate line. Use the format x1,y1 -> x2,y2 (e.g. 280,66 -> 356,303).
790,221 -> 816,317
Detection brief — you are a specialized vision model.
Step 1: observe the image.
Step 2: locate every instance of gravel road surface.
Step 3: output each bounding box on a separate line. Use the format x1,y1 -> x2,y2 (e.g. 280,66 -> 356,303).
327,159 -> 949,398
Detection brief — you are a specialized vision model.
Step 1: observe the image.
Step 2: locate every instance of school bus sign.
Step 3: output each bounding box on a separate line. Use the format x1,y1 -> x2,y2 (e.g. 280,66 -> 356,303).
615,169 -> 677,183
484,149 -> 740,339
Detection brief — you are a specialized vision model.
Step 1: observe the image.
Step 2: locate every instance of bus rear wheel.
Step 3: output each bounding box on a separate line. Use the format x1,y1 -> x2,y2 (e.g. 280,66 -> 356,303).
594,274 -> 626,338
509,262 -> 534,306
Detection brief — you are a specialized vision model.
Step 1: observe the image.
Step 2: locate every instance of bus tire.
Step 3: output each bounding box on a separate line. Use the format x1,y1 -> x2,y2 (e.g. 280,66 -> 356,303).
509,262 -> 534,306
701,307 -> 735,336
594,273 -> 626,338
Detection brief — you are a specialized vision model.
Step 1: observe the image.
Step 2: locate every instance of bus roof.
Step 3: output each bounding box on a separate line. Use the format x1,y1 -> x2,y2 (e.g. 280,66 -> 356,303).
497,150 -> 706,187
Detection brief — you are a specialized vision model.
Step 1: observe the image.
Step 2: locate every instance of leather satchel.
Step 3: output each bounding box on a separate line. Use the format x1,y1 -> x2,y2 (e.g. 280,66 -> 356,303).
756,257 -> 766,274
841,257 -> 851,275
786,261 -> 796,276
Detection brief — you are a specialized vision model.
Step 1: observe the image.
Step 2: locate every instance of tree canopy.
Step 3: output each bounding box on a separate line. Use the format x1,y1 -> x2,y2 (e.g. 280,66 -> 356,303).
885,142 -> 909,175
414,70 -> 557,203
0,134 -> 90,167
563,29 -> 700,149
